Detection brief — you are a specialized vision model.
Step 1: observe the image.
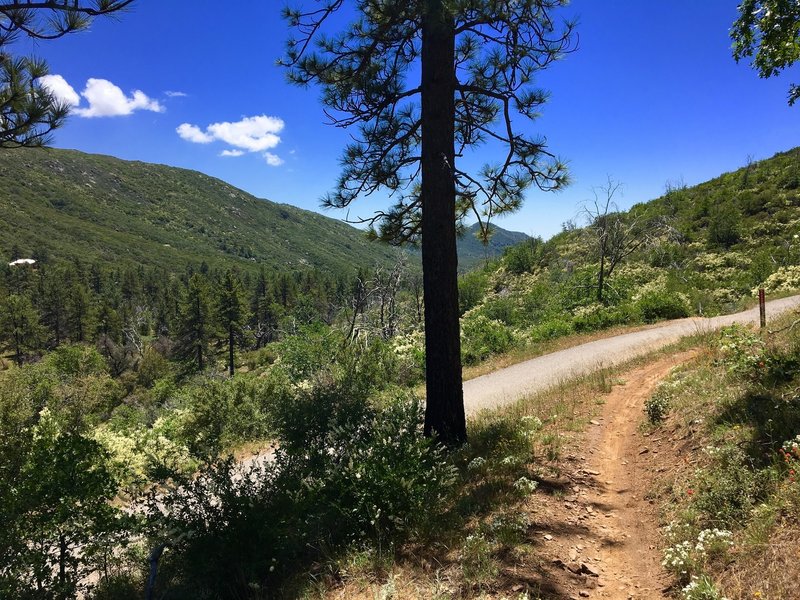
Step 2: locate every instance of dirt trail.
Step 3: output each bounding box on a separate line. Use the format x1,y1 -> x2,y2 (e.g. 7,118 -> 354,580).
543,351 -> 696,600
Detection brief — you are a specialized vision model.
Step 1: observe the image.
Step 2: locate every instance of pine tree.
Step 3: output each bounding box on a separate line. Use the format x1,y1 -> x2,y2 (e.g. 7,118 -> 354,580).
37,268 -> 68,347
0,1 -> 133,147
282,0 -> 574,444
175,274 -> 215,372
216,270 -> 248,376
0,294 -> 43,365
67,283 -> 93,343
732,0 -> 800,105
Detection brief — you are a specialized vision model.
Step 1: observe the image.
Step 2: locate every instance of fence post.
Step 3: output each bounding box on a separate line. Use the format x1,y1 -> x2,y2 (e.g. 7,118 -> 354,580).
759,288 -> 766,329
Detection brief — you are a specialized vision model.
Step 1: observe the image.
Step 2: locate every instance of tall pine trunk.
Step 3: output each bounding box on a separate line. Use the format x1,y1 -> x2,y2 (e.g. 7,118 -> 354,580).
228,325 -> 235,376
421,0 -> 466,445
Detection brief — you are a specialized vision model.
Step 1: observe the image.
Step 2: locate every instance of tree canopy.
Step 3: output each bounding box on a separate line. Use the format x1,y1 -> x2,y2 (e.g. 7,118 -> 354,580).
282,0 -> 574,444
0,0 -> 133,147
732,0 -> 800,105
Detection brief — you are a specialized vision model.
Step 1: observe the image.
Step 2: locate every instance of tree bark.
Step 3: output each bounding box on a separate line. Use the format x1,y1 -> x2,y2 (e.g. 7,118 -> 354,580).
228,324 -> 235,376
421,0 -> 466,445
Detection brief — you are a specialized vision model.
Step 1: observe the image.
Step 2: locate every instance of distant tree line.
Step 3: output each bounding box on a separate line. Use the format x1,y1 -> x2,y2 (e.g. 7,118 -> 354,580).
0,259 -> 374,373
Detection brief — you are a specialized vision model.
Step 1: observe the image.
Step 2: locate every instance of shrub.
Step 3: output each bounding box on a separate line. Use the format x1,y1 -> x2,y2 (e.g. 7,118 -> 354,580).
571,303 -> 633,332
693,445 -> 760,525
461,315 -> 515,365
272,323 -> 342,380
707,205 -> 741,249
178,371 -> 291,458
645,384 -> 672,424
147,385 -> 456,598
529,318 -> 573,342
459,269 -> 490,314
480,295 -> 517,325
460,534 -> 498,586
758,264 -> 800,294
0,409 -> 128,600
503,237 -> 545,275
136,345 -> 172,388
636,289 -> 691,322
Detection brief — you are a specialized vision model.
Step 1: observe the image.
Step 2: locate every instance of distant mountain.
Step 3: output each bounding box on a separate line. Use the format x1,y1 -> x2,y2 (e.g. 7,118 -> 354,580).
0,148 -> 400,275
457,222 -> 530,271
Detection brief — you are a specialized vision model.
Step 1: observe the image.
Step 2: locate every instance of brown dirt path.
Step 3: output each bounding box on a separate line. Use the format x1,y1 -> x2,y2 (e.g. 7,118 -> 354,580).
541,351 -> 698,599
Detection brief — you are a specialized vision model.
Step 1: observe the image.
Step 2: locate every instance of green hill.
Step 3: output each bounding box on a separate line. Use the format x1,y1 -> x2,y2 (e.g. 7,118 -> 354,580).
457,222 -> 529,272
457,147 -> 800,363
0,148 -> 400,274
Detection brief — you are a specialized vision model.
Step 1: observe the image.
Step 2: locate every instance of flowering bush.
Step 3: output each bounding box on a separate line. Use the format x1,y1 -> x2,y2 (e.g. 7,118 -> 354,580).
757,264 -> 800,294
778,435 -> 800,484
489,512 -> 530,546
460,533 -> 498,585
645,383 -> 672,423
663,525 -> 733,584
718,325 -> 766,377
681,575 -> 730,600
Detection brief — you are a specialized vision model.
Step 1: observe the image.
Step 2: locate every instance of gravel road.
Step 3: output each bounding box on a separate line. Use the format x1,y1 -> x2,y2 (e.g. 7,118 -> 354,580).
463,294 -> 800,416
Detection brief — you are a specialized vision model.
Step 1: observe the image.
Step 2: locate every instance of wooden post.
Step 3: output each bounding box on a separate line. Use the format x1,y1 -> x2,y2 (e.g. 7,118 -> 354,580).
759,288 -> 766,329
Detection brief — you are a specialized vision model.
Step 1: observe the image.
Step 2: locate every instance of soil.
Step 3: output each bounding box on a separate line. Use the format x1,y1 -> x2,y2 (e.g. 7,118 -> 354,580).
530,351 -> 699,600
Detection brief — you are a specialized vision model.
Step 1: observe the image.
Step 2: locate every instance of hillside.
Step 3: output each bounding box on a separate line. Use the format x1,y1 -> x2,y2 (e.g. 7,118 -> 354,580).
0,148 -> 400,274
457,222 -> 529,272
456,147 -> 800,364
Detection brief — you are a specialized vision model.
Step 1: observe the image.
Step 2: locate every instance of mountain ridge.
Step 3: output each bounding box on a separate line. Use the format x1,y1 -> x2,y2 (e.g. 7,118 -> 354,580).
0,148 -> 528,275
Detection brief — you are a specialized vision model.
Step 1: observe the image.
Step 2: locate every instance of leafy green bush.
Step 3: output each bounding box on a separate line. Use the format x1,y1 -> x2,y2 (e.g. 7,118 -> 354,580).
147,383 -> 456,598
636,290 -> 691,322
693,445 -> 762,525
645,384 -> 672,424
707,205 -> 741,249
529,318 -> 573,341
503,237 -> 545,275
479,295 -> 517,325
0,409 -> 128,600
571,303 -> 633,332
459,269 -> 490,314
272,323 -> 343,380
177,372 -> 290,458
461,315 -> 515,365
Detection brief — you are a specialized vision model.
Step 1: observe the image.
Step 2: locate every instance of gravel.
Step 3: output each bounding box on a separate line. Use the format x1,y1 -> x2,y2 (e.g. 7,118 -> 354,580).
463,294 -> 800,416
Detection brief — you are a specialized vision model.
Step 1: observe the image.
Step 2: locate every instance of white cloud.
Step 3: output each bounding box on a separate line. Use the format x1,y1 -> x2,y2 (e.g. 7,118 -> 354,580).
74,78 -> 164,117
165,90 -> 188,98
178,115 -> 286,165
177,123 -> 214,144
38,75 -> 164,118
207,115 -> 284,152
39,74 -> 80,107
264,152 -> 284,167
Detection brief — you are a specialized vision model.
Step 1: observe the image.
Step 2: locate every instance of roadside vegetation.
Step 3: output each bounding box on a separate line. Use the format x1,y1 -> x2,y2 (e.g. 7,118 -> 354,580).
642,314 -> 800,600
3,148 -> 800,597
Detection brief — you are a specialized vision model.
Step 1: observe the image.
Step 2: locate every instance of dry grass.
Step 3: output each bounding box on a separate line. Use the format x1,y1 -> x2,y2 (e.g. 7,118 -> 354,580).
720,524 -> 800,600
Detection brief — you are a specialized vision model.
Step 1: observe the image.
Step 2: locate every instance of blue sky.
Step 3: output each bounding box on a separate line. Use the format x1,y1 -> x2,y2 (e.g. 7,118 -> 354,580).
17,0 -> 800,240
